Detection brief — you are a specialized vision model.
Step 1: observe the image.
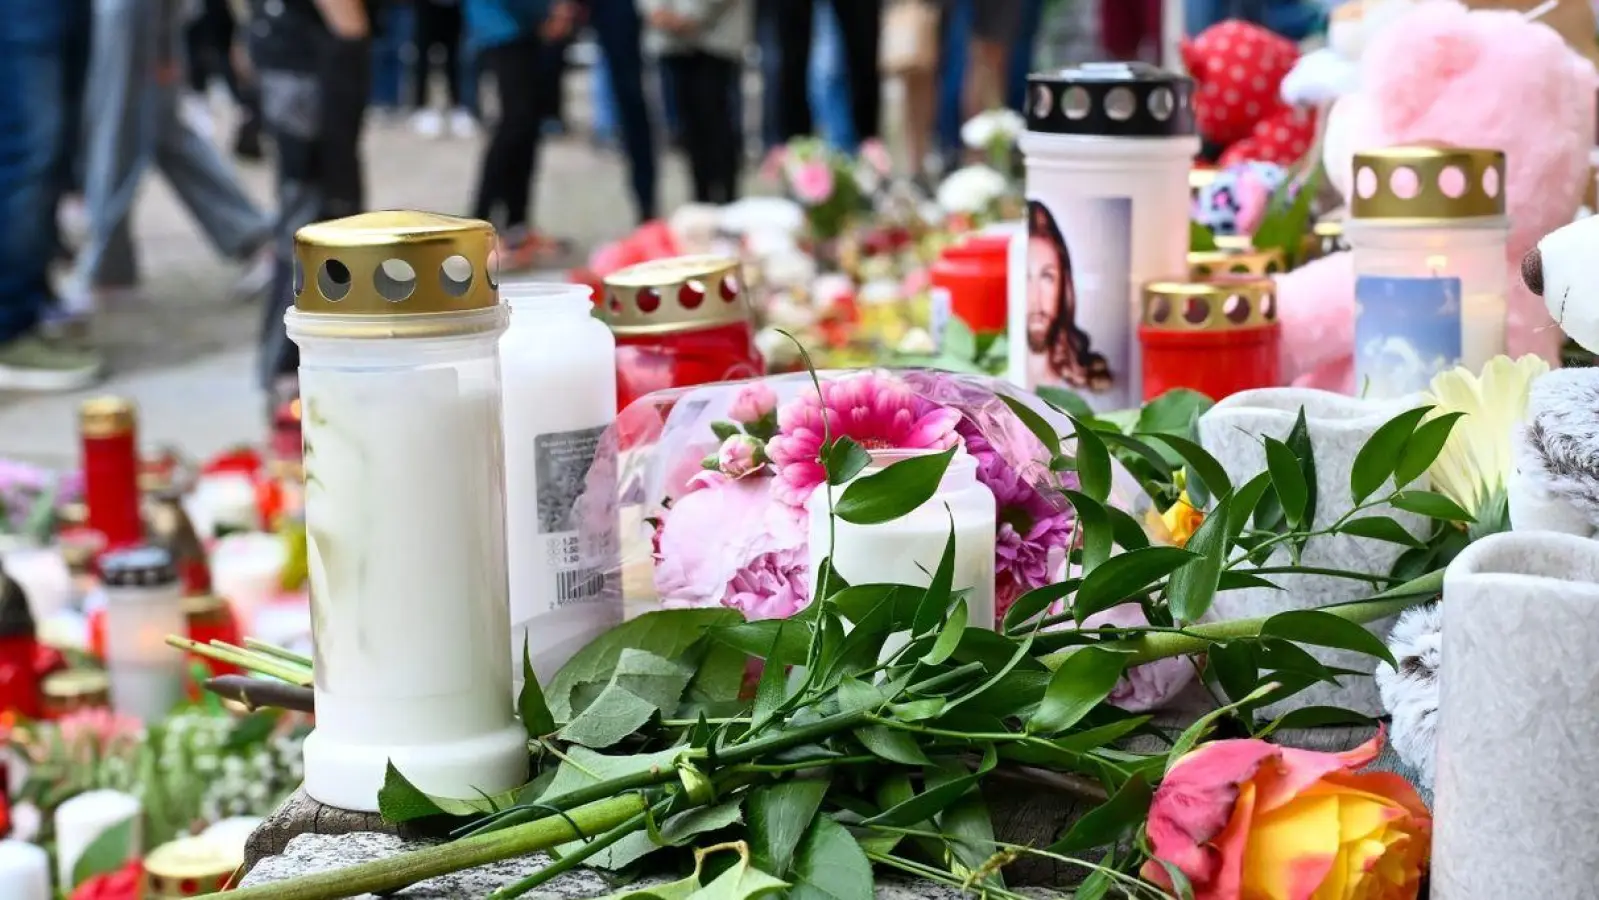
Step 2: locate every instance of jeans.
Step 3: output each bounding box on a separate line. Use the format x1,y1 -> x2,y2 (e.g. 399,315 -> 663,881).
1185,0 -> 1323,38
807,2 -> 855,151
936,0 -> 972,156
1005,0 -> 1043,111
473,36 -> 558,232
756,0 -> 782,150
0,4 -> 87,343
664,51 -> 740,204
775,0 -> 881,143
371,2 -> 415,109
589,0 -> 657,221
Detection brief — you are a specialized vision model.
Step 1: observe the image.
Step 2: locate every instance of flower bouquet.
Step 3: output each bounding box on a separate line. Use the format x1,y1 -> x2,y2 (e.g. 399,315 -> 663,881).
762,138 -> 892,243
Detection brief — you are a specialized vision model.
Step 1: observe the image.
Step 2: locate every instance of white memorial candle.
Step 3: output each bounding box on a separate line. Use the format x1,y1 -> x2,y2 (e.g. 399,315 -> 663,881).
100,547 -> 187,723
0,839 -> 49,900
0,548 -> 74,621
53,789 -> 141,889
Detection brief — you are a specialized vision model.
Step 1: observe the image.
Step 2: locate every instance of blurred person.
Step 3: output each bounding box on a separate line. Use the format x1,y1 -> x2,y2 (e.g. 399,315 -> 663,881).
643,0 -> 750,205
960,0 -> 1022,121
807,2 -> 855,151
0,0 -> 103,390
411,0 -> 479,137
1004,0 -> 1042,111
251,0 -> 375,387
66,0 -> 275,322
185,0 -> 264,158
882,0 -> 940,179
1102,0 -> 1160,60
1186,0 -> 1324,39
773,0 -> 882,143
466,0 -> 579,269
588,0 -> 659,220
370,0 -> 417,117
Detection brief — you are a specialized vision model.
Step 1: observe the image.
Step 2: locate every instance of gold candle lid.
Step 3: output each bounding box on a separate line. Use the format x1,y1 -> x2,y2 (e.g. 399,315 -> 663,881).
292,211 -> 503,338
80,397 -> 136,439
1188,248 -> 1285,279
182,593 -> 228,619
1350,144 -> 1506,222
1143,279 -> 1279,331
602,256 -> 749,336
143,836 -> 238,896
42,669 -> 111,709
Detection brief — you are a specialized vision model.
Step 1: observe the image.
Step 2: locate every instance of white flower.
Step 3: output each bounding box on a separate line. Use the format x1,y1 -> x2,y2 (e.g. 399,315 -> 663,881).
719,197 -> 805,237
896,327 -> 938,355
764,294 -> 818,330
960,108 -> 1026,150
758,248 -> 817,290
1421,354 -> 1550,519
936,165 -> 1010,214
755,327 -> 802,368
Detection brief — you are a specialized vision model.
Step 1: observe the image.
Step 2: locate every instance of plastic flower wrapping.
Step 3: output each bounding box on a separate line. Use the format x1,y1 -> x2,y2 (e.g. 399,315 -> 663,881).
594,369 -> 1196,712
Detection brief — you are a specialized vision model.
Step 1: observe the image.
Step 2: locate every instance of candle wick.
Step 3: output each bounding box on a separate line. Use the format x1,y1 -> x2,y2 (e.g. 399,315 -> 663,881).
1524,0 -> 1560,22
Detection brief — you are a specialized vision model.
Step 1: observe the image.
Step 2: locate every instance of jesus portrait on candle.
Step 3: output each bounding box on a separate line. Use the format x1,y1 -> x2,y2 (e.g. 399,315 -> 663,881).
1025,200 -> 1112,392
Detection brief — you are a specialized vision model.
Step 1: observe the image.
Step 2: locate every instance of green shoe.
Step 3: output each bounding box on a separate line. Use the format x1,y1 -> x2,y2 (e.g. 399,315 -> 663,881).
0,332 -> 105,392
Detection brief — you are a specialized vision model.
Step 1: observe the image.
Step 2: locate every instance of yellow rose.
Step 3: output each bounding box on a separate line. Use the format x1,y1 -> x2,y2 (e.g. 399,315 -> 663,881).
1146,491 -> 1205,547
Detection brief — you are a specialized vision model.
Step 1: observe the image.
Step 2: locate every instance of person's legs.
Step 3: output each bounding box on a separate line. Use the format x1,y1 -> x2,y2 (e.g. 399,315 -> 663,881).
830,0 -> 881,142
807,3 -> 854,151
316,32 -> 372,219
472,39 -> 543,232
436,2 -> 464,109
702,54 -> 741,203
1005,0 -> 1043,110
370,2 -> 407,109
664,54 -> 713,203
902,69 -> 936,177
773,0 -> 814,141
935,0 -> 970,159
152,83 -> 272,260
656,56 -> 682,144
411,1 -> 443,109
590,52 -> 618,144
964,0 -> 1020,120
590,0 -> 657,221
755,0 -> 783,150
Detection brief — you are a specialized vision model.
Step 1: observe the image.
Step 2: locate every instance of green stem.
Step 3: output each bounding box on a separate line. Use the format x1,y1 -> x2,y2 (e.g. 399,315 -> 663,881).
1248,566 -> 1398,584
484,808 -> 652,900
243,637 -> 317,670
165,636 -> 313,687
224,794 -> 649,900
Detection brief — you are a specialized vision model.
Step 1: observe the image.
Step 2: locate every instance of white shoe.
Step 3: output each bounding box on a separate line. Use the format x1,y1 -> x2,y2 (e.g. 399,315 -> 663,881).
233,249 -> 277,302
182,93 -> 217,141
409,108 -> 444,139
448,108 -> 479,139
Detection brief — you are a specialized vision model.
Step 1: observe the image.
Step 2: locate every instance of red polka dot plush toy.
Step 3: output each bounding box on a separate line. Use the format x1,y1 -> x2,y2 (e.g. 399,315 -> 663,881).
1181,19 -> 1318,168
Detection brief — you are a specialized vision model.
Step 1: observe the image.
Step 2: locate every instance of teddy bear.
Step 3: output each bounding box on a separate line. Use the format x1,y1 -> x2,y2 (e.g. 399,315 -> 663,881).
1182,19 -> 1318,169
1275,0 -> 1597,391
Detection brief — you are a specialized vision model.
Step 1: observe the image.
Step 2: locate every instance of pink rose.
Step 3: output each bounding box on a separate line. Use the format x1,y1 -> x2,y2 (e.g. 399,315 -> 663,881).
728,383 -> 778,425
654,477 -> 811,620
716,434 -> 766,479
790,161 -> 836,205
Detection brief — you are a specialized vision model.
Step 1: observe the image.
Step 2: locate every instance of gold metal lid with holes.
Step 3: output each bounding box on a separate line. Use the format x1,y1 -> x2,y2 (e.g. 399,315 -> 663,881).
144,836 -> 238,897
1350,144 -> 1507,222
79,397 -> 136,439
1212,234 -> 1253,252
1188,248 -> 1285,279
291,211 -> 503,339
1143,279 -> 1279,331
42,669 -> 110,715
602,256 -> 750,336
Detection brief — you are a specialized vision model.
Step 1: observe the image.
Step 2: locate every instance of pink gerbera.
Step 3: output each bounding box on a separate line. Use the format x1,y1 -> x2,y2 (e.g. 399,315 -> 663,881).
766,371 -> 962,506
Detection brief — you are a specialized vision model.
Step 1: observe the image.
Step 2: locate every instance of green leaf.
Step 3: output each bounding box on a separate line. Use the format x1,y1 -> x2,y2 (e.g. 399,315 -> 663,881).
912,523 -> 957,637
711,421 -> 741,441
1036,385 -> 1096,419
1337,515 -> 1425,548
1395,411 -> 1464,490
1206,642 -> 1258,704
571,802 -> 746,871
377,762 -> 524,822
1263,438 -> 1308,527
1167,682 -> 1281,772
923,596 -> 968,665
1168,493 -> 1230,624
1000,394 -> 1063,458
1051,715 -> 1153,754
560,649 -> 695,748
854,724 -> 933,765
1047,774 -> 1152,853
1350,407 -> 1431,504
1265,706 -> 1377,734
683,641 -> 749,710
833,447 -> 957,525
1028,647 -> 1128,735
1106,505 -> 1152,550
692,853 -> 790,900
1285,406 -> 1319,529
822,436 -> 872,486
71,813 -> 137,887
1253,168 -> 1321,267
1064,489 -> 1113,574
535,746 -> 685,810
746,779 -> 830,878
1390,490 -> 1475,523
939,791 -> 1003,887
222,709 -> 279,751
788,816 -> 874,900
1146,433 -> 1232,502
519,637 -> 556,738
752,638 -> 789,730
1137,389 -> 1215,437
1227,472 -> 1273,542
1262,609 -> 1399,669
1001,579 -> 1080,632
715,619 -> 812,667
1070,417 -> 1113,503
548,609 -> 739,721
862,745 -> 998,827
1190,219 -> 1218,252
1073,546 -> 1198,623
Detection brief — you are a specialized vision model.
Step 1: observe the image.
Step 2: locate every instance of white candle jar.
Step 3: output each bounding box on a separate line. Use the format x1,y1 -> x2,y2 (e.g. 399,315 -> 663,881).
1011,62 -> 1199,411
0,839 -> 49,900
498,282 -> 620,688
806,450 -> 997,631
54,789 -> 141,889
100,547 -> 187,723
287,212 -> 527,812
1346,145 -> 1508,399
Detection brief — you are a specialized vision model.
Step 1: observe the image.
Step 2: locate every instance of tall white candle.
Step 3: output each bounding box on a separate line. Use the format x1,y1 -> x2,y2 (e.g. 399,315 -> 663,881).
100,547 -> 187,723
53,789 -> 141,889
499,283 -> 621,689
0,839 -> 49,900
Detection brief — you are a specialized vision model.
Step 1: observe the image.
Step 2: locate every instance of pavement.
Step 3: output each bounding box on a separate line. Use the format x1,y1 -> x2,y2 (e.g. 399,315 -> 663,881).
0,88 -> 691,469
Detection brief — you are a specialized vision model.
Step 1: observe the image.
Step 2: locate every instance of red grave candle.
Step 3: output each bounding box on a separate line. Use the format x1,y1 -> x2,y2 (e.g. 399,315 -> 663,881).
79,398 -> 143,553
602,256 -> 765,416
0,565 -> 41,720
1138,278 -> 1281,403
929,233 -> 1011,335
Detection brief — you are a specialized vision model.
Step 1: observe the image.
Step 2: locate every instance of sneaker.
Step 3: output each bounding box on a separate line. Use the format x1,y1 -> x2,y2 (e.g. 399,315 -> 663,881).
233,247 -> 277,302
181,94 -> 217,141
0,331 -> 104,392
409,108 -> 444,139
234,117 -> 264,162
447,108 -> 479,139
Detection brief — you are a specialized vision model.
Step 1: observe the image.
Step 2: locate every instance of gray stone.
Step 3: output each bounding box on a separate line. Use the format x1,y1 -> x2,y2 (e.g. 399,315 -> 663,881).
238,832 -> 1066,898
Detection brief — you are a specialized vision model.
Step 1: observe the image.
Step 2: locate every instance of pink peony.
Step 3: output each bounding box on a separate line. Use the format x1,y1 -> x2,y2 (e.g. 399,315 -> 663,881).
654,476 -> 811,620
765,371 -> 962,506
727,383 -> 778,425
790,160 -> 836,205
717,434 -> 766,479
859,138 -> 893,176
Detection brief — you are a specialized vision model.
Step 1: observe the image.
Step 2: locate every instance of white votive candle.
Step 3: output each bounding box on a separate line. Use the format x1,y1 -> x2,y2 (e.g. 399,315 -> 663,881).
0,548 -> 74,621
100,547 -> 187,723
0,839 -> 49,900
54,789 -> 141,888
209,532 -> 288,622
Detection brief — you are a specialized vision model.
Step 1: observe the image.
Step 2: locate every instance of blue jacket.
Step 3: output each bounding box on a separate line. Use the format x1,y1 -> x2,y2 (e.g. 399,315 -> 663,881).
464,0 -> 551,50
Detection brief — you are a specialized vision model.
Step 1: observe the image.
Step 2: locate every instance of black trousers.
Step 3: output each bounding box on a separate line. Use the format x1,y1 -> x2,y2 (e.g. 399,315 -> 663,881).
472,37 -> 558,233
774,0 -> 882,142
414,0 -> 464,107
663,51 -> 740,205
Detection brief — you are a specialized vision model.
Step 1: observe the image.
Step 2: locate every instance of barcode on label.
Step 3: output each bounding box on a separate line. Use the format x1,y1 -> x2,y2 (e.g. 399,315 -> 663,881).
556,567 -> 608,606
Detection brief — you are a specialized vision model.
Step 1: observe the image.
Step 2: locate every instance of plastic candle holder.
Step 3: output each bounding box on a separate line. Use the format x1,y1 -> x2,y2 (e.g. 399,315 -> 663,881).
1140,279 -> 1281,403
1346,145 -> 1508,398
287,211 -> 528,812
930,233 -> 1012,337
100,547 -> 187,723
602,256 -> 764,414
1010,62 -> 1200,411
499,282 -> 621,688
0,839 -> 50,900
54,790 -> 141,889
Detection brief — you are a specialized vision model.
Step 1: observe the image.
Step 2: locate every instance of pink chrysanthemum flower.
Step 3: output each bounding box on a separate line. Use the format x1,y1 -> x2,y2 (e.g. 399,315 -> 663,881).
766,371 -> 962,506
961,423 -> 1076,624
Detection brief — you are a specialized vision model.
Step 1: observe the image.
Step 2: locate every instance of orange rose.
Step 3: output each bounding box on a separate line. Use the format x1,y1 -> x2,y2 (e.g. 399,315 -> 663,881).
1146,491 -> 1205,547
1142,735 -> 1431,900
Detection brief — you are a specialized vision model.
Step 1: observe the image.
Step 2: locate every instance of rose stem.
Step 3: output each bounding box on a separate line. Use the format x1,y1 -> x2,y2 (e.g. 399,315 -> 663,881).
164,636 -> 314,686
483,808 -> 655,900
243,637 -> 316,669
